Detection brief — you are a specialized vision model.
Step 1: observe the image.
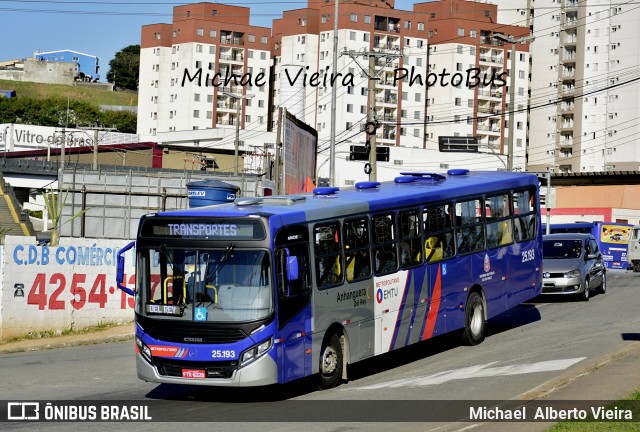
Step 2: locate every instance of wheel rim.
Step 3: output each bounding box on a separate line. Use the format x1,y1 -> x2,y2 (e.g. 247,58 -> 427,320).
584,280 -> 590,299
321,346 -> 337,376
470,304 -> 483,336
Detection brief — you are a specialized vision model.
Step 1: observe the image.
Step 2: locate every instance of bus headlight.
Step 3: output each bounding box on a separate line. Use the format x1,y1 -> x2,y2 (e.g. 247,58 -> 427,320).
564,269 -> 581,278
136,336 -> 152,364
239,337 -> 273,368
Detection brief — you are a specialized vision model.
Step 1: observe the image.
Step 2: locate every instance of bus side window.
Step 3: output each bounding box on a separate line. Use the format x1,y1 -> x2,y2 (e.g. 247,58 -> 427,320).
513,189 -> 537,242
373,213 -> 398,275
486,193 -> 513,249
456,198 -> 485,253
399,209 -> 422,269
343,217 -> 372,282
423,203 -> 455,262
314,222 -> 343,288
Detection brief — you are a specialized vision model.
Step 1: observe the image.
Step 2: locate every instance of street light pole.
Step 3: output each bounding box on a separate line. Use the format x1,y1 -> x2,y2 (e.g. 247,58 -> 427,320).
507,41 -> 516,171
235,100 -> 241,176
492,33 -> 534,172
222,91 -> 253,176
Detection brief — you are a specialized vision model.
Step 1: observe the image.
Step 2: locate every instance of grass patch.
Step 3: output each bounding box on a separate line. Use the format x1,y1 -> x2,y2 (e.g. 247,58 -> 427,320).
548,389 -> 640,431
4,321 -> 130,344
0,79 -> 137,107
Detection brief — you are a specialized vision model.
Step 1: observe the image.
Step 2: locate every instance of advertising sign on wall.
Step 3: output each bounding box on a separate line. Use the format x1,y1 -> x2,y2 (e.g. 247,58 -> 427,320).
0,236 -> 136,340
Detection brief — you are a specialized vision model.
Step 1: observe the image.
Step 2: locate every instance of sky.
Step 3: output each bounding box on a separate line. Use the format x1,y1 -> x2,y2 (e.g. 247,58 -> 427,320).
0,0 -> 416,81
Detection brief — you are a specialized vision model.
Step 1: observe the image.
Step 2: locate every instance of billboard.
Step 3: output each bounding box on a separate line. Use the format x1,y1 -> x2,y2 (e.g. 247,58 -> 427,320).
282,110 -> 318,195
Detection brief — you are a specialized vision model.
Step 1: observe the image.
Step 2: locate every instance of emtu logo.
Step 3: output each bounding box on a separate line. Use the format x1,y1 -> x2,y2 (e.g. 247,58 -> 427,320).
7,402 -> 40,420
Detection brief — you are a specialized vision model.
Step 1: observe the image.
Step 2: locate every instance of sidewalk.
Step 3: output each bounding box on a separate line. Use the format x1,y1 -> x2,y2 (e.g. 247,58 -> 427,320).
0,322 -> 135,354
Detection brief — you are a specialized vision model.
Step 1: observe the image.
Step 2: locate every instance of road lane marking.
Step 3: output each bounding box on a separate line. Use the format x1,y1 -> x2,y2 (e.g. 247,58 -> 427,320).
349,357 -> 586,390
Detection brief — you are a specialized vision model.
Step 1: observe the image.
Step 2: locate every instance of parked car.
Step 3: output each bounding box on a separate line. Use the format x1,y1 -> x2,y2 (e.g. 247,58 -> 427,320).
541,233 -> 606,301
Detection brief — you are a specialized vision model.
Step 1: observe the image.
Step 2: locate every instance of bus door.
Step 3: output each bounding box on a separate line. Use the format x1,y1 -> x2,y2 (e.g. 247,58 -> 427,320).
483,194 -> 513,314
422,203 -> 457,338
508,188 -> 540,305
275,226 -> 312,383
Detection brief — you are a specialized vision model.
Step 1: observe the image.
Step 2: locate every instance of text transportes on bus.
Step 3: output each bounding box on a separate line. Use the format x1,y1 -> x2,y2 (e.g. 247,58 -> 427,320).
116,169 -> 543,388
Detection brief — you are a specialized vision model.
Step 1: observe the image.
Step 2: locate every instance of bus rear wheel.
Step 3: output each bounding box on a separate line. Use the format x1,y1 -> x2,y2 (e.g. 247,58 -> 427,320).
462,292 -> 485,346
634,261 -> 640,273
317,334 -> 343,390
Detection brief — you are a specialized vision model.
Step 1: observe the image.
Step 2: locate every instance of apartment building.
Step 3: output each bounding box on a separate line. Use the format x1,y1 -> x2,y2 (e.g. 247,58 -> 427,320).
138,1 -> 530,183
495,0 -> 640,173
138,3 -> 272,137
272,0 -> 530,183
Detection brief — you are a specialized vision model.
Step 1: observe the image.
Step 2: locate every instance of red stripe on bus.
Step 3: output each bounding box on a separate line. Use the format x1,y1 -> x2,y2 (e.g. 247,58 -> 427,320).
422,265 -> 442,341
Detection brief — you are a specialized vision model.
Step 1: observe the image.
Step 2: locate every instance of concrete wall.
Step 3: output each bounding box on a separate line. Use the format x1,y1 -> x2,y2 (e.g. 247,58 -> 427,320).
0,236 -> 136,341
0,59 -> 77,85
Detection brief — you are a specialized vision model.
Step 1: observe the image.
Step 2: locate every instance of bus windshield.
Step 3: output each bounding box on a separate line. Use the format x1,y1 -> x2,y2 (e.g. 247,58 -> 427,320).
141,247 -> 273,323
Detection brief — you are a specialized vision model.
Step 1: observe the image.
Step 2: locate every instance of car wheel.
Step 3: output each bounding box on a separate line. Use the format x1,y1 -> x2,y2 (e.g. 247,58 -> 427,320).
581,278 -> 590,301
317,333 -> 343,390
462,292 -> 485,346
597,271 -> 607,295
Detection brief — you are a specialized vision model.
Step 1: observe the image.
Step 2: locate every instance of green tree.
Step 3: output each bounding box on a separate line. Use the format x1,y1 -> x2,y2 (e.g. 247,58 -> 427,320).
99,110 -> 137,133
106,45 -> 140,91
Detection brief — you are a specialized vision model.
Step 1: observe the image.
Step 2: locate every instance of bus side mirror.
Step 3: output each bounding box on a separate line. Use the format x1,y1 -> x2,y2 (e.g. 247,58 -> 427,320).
116,241 -> 136,296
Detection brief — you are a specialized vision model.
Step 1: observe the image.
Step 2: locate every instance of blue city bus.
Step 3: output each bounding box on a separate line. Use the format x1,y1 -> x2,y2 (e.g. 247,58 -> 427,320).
117,169 -> 542,388
543,221 -> 633,269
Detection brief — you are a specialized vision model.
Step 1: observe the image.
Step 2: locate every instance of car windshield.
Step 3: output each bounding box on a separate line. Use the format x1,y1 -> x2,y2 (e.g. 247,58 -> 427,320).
140,247 -> 272,322
543,239 -> 583,259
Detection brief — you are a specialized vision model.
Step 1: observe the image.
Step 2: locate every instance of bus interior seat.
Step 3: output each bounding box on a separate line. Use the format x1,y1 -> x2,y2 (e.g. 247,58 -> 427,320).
425,236 -> 443,262
499,221 -> 513,245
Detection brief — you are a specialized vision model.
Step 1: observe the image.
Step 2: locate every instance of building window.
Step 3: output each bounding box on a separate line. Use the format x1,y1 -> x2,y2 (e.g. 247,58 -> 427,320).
210,30 -> 216,38
196,44 -> 203,53
470,30 -> 477,38
260,52 -> 267,60
405,20 -> 411,29
193,110 -> 200,118
364,15 -> 371,24
418,22 -> 424,31
249,35 -> 255,42
194,93 -> 200,102
350,13 -> 357,22
261,36 -> 267,44
197,28 -> 204,36
457,28 -> 464,36
347,104 -> 353,113
350,31 -> 356,41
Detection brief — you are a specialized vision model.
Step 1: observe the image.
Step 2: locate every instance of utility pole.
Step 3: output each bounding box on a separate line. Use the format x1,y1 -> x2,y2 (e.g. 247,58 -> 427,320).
343,48 -> 402,182
546,168 -> 551,234
274,107 -> 283,195
507,41 -> 516,171
366,54 -> 377,182
329,0 -> 339,187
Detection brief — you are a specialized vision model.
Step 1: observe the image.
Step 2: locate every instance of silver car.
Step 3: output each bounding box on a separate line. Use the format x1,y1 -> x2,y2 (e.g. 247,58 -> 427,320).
541,233 -> 606,301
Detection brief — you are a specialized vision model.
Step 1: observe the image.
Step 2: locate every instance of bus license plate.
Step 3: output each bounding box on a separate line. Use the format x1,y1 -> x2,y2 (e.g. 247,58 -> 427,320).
182,369 -> 206,379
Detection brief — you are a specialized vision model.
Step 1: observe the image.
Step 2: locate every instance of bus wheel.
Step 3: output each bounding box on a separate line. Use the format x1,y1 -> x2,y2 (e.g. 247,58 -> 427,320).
462,292 -> 485,346
317,334 -> 343,389
634,262 -> 640,273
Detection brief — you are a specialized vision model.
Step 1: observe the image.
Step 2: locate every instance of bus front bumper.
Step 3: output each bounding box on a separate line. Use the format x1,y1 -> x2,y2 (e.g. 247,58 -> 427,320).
136,352 -> 278,387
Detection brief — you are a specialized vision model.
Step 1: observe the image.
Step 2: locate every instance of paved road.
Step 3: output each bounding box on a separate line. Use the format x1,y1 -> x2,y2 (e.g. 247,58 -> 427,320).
1,271 -> 639,431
